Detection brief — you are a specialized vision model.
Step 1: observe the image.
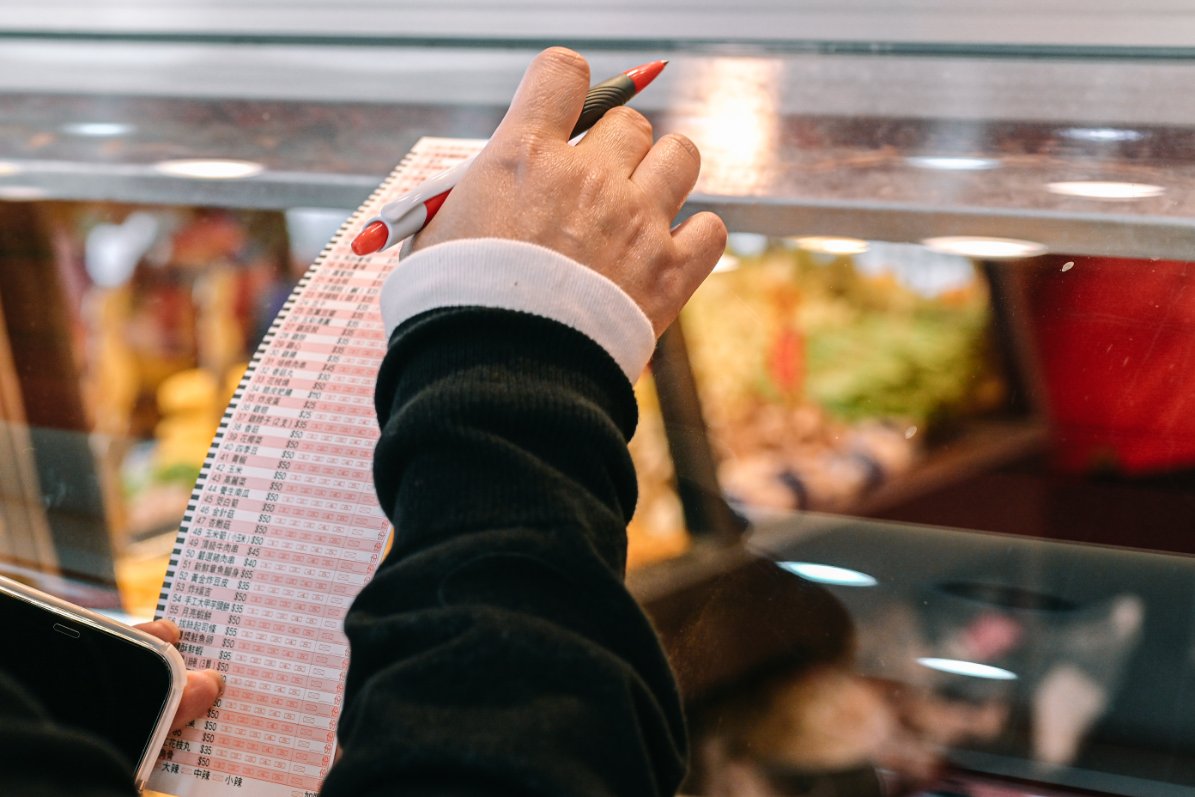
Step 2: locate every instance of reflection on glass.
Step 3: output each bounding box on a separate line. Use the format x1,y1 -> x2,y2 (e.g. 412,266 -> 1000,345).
906,156 -> 1001,171
918,657 -> 1018,680
1060,127 -> 1145,143
657,520 -> 1159,795
921,236 -> 1048,260
665,237 -> 1195,795
778,561 -> 878,587
1045,180 -> 1165,200
793,236 -> 870,256
152,158 -> 265,180
712,253 -> 741,273
0,186 -> 49,201
60,121 -> 136,137
0,201 -> 302,613
680,58 -> 781,196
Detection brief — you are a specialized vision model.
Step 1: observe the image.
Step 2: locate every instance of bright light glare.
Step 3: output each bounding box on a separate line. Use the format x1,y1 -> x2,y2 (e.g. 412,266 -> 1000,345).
794,236 -> 870,256
684,58 -> 782,195
0,185 -> 48,200
153,159 -> 264,180
1046,181 -> 1165,200
922,236 -> 1047,260
727,232 -> 769,257
777,561 -> 878,587
1061,127 -> 1143,143
712,253 -> 741,273
918,657 -> 1018,680
61,122 -> 135,137
0,161 -> 20,177
906,156 -> 999,171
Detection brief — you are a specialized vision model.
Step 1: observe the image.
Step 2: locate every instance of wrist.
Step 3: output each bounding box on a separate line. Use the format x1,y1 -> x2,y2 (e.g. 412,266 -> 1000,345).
379,238 -> 655,383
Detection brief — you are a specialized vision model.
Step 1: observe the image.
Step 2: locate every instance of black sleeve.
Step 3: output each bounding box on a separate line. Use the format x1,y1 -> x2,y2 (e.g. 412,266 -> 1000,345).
323,307 -> 688,797
0,671 -> 135,797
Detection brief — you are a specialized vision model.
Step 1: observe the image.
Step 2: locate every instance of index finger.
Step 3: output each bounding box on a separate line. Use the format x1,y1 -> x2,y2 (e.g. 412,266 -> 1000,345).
493,47 -> 591,143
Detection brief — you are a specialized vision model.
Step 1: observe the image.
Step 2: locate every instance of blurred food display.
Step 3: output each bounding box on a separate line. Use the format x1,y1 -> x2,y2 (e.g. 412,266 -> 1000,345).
682,234 -> 1005,515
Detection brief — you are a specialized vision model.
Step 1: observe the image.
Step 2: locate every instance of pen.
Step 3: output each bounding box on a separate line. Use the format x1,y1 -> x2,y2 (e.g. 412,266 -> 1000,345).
350,59 -> 669,257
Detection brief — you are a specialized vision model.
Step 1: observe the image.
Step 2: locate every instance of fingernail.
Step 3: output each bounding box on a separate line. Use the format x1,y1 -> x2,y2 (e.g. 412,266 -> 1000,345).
207,670 -> 227,696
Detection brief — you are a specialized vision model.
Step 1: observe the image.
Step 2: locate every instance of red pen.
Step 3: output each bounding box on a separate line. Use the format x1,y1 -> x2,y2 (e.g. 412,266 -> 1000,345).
351,60 -> 668,257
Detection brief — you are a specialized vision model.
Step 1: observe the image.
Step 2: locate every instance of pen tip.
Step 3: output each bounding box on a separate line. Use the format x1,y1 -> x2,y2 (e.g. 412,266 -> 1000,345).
351,221 -> 388,256
624,59 -> 668,94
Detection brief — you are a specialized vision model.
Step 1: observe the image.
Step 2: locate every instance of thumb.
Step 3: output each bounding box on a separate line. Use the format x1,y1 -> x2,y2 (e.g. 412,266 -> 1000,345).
171,670 -> 225,731
493,47 -> 591,144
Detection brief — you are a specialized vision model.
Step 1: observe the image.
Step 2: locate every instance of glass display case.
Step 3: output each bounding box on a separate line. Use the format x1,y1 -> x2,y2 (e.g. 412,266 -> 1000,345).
4,10 -> 1195,796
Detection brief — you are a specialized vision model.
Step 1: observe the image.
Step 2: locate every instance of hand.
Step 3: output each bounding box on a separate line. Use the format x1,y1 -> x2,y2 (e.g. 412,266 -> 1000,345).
412,47 -> 727,336
136,619 -> 225,731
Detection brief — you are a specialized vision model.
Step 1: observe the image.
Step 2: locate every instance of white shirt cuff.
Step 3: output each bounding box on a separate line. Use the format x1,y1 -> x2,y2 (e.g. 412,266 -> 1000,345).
378,238 -> 656,382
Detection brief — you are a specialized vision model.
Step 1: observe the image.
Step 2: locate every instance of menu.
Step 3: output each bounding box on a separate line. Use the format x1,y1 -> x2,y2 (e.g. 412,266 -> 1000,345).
150,138 -> 486,797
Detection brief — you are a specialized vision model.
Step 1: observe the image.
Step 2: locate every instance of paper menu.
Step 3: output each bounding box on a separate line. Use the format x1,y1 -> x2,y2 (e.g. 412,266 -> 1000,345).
150,138 -> 487,797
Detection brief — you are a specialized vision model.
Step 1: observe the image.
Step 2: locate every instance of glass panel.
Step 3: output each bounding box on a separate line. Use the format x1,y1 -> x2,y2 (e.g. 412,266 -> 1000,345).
654,236 -> 1195,795
685,236 -> 1008,519
0,200 -> 316,614
675,514 -> 1192,797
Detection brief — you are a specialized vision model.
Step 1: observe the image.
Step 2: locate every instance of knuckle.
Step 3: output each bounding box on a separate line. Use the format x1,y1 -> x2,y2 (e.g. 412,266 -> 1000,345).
576,162 -> 611,201
489,130 -> 551,168
608,106 -> 653,137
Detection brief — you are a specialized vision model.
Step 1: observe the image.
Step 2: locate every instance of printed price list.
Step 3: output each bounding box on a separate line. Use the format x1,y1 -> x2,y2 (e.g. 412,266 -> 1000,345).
150,139 -> 485,797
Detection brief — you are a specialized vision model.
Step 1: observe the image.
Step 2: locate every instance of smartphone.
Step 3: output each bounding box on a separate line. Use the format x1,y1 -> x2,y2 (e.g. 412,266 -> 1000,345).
0,575 -> 185,791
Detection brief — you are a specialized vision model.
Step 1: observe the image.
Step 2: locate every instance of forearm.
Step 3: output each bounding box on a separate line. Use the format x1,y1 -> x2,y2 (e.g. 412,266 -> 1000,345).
325,306 -> 686,797
323,43 -> 723,795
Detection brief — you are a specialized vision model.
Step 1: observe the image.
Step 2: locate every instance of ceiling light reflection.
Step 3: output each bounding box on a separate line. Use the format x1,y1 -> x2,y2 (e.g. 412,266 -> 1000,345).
922,236 -> 1047,260
727,232 -> 769,257
918,657 -> 1018,680
794,236 -> 870,256
1061,127 -> 1144,143
712,253 -> 740,273
0,186 -> 48,201
683,58 -> 782,195
61,122 -> 135,137
0,161 -> 20,177
777,561 -> 878,587
906,156 -> 999,171
153,159 -> 265,180
1046,181 -> 1165,200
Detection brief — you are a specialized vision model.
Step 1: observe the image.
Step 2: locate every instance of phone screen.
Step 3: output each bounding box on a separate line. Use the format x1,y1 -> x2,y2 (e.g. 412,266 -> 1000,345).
0,594 -> 173,770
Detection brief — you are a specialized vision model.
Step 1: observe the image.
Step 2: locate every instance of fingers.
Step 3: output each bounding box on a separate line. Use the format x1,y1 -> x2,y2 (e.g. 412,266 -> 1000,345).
137,619 -> 225,731
632,133 -> 702,219
136,619 -> 181,646
672,211 -> 729,287
172,670 -> 225,731
493,47 -> 591,143
576,106 -> 654,173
